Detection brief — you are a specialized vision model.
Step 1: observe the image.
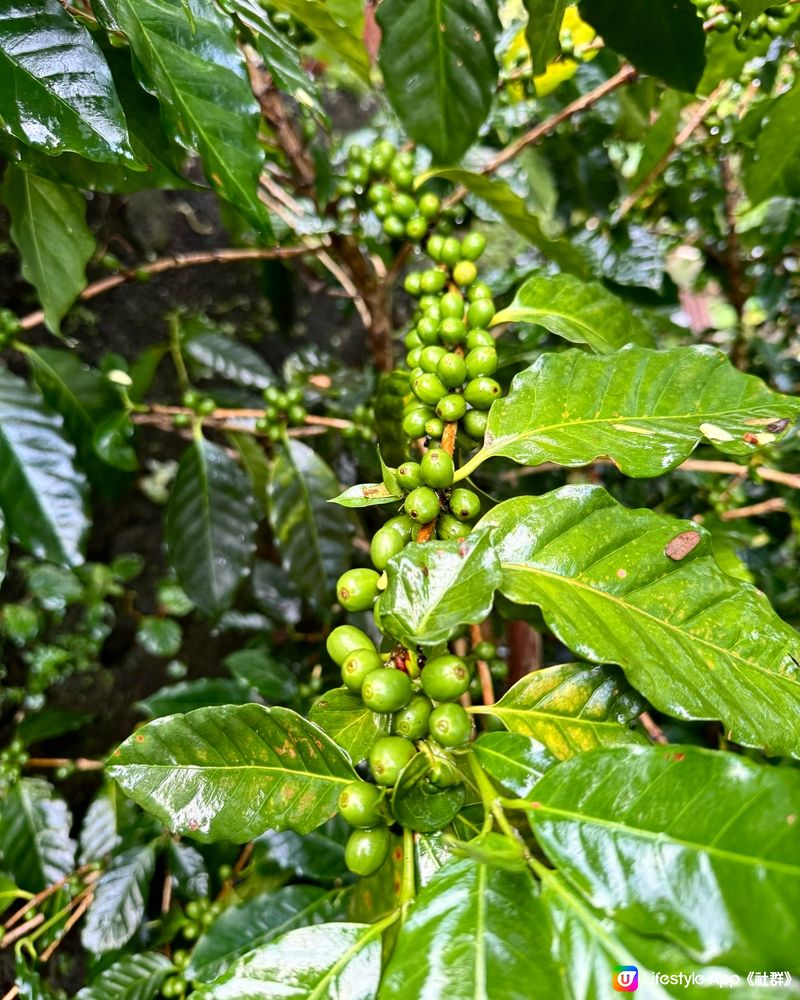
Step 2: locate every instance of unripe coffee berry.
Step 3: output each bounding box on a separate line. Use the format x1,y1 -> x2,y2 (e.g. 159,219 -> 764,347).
436,393 -> 467,423
437,352 -> 467,388
413,373 -> 448,405
371,524 -> 406,570
440,292 -> 465,318
421,654 -> 471,701
463,408 -> 488,439
345,826 -> 391,876
437,513 -> 467,539
342,648 -> 384,692
369,736 -> 416,785
397,461 -> 424,490
429,703 -> 472,747
467,299 -> 495,328
452,261 -> 478,287
362,668 -> 413,713
461,232 -> 487,261
327,625 -> 377,666
449,488 -> 481,522
339,781 -> 384,828
336,569 -> 380,612
393,695 -> 434,740
420,345 -> 447,373
464,377 -> 501,409
465,346 -> 498,378
441,237 -> 462,266
420,448 -> 454,488
404,486 -> 440,522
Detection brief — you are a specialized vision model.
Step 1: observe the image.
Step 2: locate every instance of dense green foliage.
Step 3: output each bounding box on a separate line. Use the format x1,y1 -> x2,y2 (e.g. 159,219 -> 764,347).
0,0 -> 799,997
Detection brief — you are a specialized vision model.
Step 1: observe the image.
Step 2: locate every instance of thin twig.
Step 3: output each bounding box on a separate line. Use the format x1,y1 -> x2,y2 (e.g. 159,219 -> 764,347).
720,497 -> 787,520
1,987 -> 19,1000
25,757 -> 103,771
416,421 -> 459,543
17,247 -> 314,333
639,711 -> 668,745
216,842 -> 255,902
36,889 -> 95,964
3,865 -> 92,931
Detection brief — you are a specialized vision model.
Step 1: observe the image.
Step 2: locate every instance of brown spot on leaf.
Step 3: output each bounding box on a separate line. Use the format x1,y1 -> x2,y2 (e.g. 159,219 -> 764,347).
767,418 -> 791,433
529,801 -> 541,809
787,814 -> 797,826
393,847 -> 403,861
743,432 -> 760,445
135,734 -> 145,743
667,751 -> 686,762
362,484 -> 389,498
274,740 -> 297,759
616,568 -> 627,579
664,531 -> 701,561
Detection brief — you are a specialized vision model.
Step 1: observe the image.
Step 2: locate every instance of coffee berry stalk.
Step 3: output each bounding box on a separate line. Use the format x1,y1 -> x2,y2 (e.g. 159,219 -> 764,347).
329,232 -> 505,877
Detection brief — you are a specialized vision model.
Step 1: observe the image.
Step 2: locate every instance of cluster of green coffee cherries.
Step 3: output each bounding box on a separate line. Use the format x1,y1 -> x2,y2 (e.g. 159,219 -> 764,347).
254,385 -> 307,442
326,624 -> 474,877
699,0 -> 791,35
0,738 -> 27,795
339,139 -> 459,243
173,388 -> 218,425
159,892 -> 226,996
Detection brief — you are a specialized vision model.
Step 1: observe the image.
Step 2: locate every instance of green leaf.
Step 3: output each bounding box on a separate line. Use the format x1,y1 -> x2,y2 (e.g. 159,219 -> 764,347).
187,885 -> 339,983
472,732 -> 557,797
308,687 -> 391,763
137,678 -> 253,718
447,831 -> 528,872
0,872 -> 21,907
378,530 -> 502,646
391,752 -> 466,833
0,509 -> 7,589
0,367 -> 89,566
192,922 -> 382,999
736,0 -> 791,28
423,170 -> 591,276
530,745 -> 800,972
184,331 -> 274,390
744,79 -> 800,205
166,437 -> 257,615
329,482 -> 403,507
227,431 -> 271,514
268,439 -> 351,612
379,858 -> 560,1000
79,785 -> 120,865
474,664 -> 646,759
0,778 -> 76,892
490,272 -> 652,352
377,0 -> 500,163
458,345 -> 800,480
269,0 -> 369,82
107,705 -> 357,842
258,819 -> 349,882
81,842 -> 158,954
224,649 -> 298,702
479,486 -> 800,758
523,0 -> 569,74
223,0 -> 326,118
76,952 -> 174,1000
0,0 -> 135,163
1,167 -> 94,333
136,616 -> 182,658
93,0 -> 271,236
579,0 -> 705,92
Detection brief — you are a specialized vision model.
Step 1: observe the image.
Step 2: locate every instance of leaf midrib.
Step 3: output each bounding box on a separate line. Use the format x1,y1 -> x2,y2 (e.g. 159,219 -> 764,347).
110,761 -> 352,782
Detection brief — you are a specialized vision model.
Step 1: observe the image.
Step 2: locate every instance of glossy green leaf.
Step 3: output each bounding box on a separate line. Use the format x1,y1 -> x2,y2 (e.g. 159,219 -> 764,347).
423,170 -> 591,276
76,952 -> 174,1000
191,922 -> 383,999
223,649 -> 298,702
0,367 -> 89,566
330,482 -> 403,507
474,663 -> 646,759
479,486 -> 800,758
187,885 -> 339,983
377,0 -> 500,163
744,79 -> 800,205
107,705 -> 357,842
309,687 -> 391,763
459,346 -> 800,480
82,842 -> 158,953
184,332 -> 274,390
472,732 -> 557,797
737,0 -> 791,27
136,616 -> 182,658
391,752 -> 466,833
258,818 -> 348,881
227,432 -> 271,514
166,437 -> 257,615
0,778 -> 76,892
168,841 -> 208,899
2,167 -> 94,333
270,0 -> 369,81
0,509 -> 7,589
268,439 -> 351,612
0,0 -> 134,163
490,272 -> 652,352
79,785 -> 120,865
530,745 -> 800,972
93,0 -> 271,236
524,0 -> 569,74
379,858 -> 560,1000
222,0 -> 325,117
0,872 -> 21,907
137,678 -> 252,718
379,530 -> 502,646
579,0 -> 705,92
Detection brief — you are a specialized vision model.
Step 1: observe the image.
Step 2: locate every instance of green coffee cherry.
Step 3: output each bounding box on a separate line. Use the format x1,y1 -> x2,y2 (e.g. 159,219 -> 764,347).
452,260 -> 478,287
490,658 -> 509,680
464,377 -> 501,409
429,703 -> 472,747
441,237 -> 462,267
449,488 -> 481,522
418,192 -> 441,219
371,524 -> 406,570
421,654 -> 471,701
374,200 -> 392,220
402,407 -> 430,438
420,448 -> 454,488
342,648 -> 384,692
406,216 -> 427,241
468,281 -> 492,301
393,193 -> 417,219
461,232 -> 487,261
397,461 -> 424,490
345,826 -> 391,876
437,352 -> 467,388
439,318 -> 466,346
327,625 -> 377,665
437,513 -> 467,539
465,346 -> 498,378
405,486 -> 441,522
383,215 -> 406,239
404,272 -> 423,296
362,668 -> 413,712
420,345 -> 447,373
416,316 -> 440,345
465,329 -> 494,349
424,416 -> 445,439
467,299 -> 495,328
420,269 -> 447,293
406,347 -> 423,369
337,569 -> 380,612
405,329 -> 423,349
463,409 -> 488,439
391,164 -> 414,190
426,234 -> 445,260
440,292 -> 465,319
393,695 -> 434,740
339,781 -> 384,828
436,393 -> 467,423
413,373 -> 448,405
370,736 -> 416,785
385,515 -> 415,540
369,182 -> 392,204
474,640 -> 496,660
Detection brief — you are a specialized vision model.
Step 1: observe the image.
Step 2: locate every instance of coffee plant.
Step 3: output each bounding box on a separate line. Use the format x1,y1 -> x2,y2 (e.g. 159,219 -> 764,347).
0,0 -> 799,996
